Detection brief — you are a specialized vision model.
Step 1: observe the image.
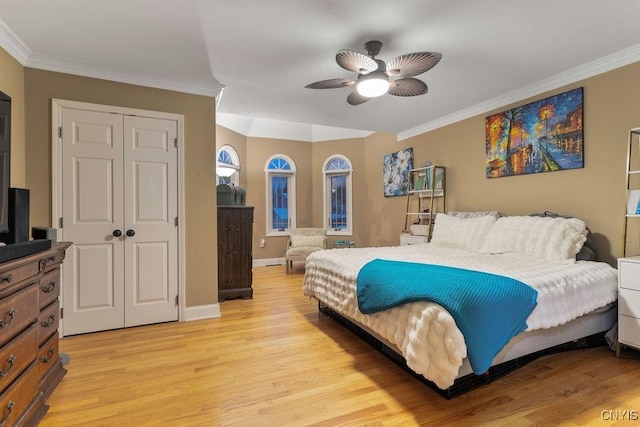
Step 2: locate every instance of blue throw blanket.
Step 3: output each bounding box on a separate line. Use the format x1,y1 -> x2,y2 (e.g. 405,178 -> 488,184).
356,259 -> 538,374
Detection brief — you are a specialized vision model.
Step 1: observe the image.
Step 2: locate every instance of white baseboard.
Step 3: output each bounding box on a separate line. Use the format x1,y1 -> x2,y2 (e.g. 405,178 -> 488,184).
182,260 -> 283,323
183,303 -> 221,321
253,257 -> 285,267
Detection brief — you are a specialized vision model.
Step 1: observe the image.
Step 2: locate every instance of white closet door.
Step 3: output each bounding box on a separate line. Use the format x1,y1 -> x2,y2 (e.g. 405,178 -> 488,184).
61,108 -> 179,335
123,116 -> 178,327
61,108 -> 125,335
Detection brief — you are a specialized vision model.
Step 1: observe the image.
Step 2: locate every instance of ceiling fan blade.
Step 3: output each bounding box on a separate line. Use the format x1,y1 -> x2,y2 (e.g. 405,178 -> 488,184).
386,52 -> 442,77
336,49 -> 378,74
388,78 -> 428,97
347,91 -> 371,105
305,78 -> 356,89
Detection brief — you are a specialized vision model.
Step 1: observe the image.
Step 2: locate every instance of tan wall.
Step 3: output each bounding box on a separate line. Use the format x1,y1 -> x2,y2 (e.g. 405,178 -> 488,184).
244,137 -> 313,260
362,63 -> 640,265
311,138 -> 367,247
219,61 -> 640,267
23,68 -> 218,307
4,45 -> 638,297
214,131 -> 372,255
360,132 -> 408,247
0,47 -> 26,188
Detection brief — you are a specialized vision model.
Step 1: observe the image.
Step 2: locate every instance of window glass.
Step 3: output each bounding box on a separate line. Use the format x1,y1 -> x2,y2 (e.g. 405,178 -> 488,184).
323,155 -> 352,235
265,155 -> 296,235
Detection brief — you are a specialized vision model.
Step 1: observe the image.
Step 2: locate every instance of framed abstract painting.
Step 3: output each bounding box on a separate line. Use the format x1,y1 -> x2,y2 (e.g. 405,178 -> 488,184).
485,87 -> 584,179
383,147 -> 413,197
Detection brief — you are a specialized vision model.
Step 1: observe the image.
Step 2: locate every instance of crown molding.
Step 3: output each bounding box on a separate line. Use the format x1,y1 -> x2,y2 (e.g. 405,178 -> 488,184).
398,43 -> 640,141
4,13 -> 639,139
0,18 -> 31,65
25,52 -> 224,97
217,113 -> 372,142
0,17 -> 222,97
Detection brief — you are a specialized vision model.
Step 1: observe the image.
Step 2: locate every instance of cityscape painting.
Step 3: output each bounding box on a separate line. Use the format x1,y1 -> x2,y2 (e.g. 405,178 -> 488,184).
485,87 -> 584,179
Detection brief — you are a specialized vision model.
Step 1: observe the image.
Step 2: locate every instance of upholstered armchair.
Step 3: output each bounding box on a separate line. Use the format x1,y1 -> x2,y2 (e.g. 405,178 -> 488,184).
285,228 -> 327,273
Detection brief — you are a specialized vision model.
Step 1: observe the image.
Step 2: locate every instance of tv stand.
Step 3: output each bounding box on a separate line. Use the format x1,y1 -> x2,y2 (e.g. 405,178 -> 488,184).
0,239 -> 52,264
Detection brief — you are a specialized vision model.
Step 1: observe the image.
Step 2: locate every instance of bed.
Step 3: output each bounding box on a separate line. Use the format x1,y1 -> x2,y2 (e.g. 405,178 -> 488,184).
302,213 -> 618,398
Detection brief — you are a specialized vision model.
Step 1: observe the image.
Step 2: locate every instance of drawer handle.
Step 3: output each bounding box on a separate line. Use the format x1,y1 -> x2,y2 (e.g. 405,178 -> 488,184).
42,347 -> 56,363
0,355 -> 15,378
0,274 -> 11,284
0,401 -> 13,426
0,309 -> 16,328
41,314 -> 56,327
42,281 -> 57,293
39,256 -> 56,271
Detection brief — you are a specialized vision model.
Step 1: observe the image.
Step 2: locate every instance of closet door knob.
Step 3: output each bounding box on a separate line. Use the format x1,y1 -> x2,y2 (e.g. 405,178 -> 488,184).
112,230 -> 122,237
126,229 -> 135,237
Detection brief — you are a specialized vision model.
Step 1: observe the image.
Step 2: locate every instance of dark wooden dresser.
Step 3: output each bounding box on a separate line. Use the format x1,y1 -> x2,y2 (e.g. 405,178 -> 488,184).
0,242 -> 70,426
217,206 -> 253,301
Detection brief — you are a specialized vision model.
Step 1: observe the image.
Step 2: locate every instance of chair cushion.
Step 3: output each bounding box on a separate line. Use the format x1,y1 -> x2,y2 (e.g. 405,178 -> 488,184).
290,234 -> 325,248
286,246 -> 323,258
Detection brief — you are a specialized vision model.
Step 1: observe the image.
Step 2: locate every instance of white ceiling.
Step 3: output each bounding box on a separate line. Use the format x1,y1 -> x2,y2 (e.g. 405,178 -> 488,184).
2,0 -> 640,141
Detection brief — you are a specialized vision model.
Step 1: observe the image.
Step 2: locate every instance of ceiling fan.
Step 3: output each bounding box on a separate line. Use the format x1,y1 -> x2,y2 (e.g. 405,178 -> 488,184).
305,40 -> 442,106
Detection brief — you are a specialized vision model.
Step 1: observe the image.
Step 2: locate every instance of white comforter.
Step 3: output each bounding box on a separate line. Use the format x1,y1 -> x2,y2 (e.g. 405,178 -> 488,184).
302,243 -> 618,389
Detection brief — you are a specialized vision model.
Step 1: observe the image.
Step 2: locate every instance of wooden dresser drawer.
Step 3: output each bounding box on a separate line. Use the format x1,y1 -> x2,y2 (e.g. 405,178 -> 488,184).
0,325 -> 37,394
40,250 -> 64,275
0,363 -> 38,427
38,269 -> 60,310
37,334 -> 59,382
0,260 -> 40,297
38,301 -> 59,346
0,286 -> 39,348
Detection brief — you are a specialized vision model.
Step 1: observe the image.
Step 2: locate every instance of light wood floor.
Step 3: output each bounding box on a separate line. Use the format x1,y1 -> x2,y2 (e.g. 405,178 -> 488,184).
40,265 -> 640,426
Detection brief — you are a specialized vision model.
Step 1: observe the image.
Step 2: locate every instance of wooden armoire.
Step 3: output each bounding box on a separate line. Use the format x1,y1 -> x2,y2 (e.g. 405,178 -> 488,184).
217,206 -> 254,301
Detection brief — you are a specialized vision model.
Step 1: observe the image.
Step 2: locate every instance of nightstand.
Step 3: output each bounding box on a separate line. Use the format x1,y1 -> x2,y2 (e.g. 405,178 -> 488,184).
400,234 -> 428,246
617,256 -> 640,356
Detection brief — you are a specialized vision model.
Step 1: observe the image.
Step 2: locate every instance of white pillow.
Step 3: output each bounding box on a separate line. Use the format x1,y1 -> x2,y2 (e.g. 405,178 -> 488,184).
480,216 -> 587,263
447,210 -> 501,219
431,213 -> 497,252
290,234 -> 325,248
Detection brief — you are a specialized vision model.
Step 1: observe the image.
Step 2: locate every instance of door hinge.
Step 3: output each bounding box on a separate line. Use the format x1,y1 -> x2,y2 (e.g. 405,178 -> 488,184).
175,217 -> 178,227
60,307 -> 64,319
59,217 -> 63,228
175,295 -> 179,306
58,127 -> 63,139
174,137 -> 178,148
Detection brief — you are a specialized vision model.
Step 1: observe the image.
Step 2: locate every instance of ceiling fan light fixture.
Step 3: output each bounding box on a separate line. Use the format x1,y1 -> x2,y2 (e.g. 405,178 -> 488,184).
306,41 -> 441,105
356,73 -> 389,97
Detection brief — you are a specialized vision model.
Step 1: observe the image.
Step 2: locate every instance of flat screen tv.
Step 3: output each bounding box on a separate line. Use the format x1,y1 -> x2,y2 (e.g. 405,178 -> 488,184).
0,90 -> 10,234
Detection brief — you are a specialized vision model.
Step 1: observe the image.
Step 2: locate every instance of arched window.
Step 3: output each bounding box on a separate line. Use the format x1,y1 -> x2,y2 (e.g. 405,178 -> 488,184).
265,155 -> 297,235
216,145 -> 240,185
323,155 -> 353,235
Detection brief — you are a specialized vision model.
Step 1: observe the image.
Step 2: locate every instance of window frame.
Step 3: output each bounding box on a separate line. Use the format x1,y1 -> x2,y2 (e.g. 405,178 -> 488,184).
322,154 -> 353,236
216,145 -> 240,185
264,154 -> 297,236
